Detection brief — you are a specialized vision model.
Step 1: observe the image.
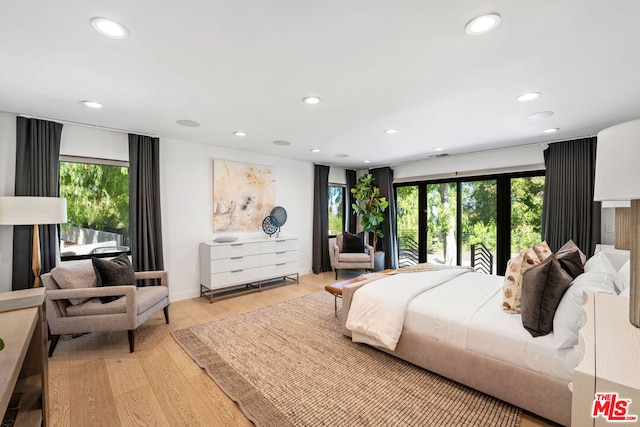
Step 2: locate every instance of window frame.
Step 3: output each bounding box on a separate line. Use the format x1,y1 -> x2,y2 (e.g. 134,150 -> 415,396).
59,155 -> 131,261
395,169 -> 545,275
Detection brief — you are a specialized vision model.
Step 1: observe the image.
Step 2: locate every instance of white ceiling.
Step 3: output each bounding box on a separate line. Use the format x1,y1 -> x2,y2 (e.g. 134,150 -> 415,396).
1,1 -> 639,168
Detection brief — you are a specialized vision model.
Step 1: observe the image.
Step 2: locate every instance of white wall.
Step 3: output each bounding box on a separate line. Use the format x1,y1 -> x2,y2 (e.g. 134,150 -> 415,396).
0,113 -> 314,297
161,138 -> 314,301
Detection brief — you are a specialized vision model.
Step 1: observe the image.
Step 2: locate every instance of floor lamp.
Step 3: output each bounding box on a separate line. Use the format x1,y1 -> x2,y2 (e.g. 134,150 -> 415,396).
0,196 -> 67,288
594,118 -> 640,328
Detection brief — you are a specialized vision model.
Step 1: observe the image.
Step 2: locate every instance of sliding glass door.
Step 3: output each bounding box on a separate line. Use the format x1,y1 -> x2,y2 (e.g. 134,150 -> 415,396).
426,183 -> 457,265
461,180 -> 496,270
395,171 -> 544,274
397,185 -> 420,267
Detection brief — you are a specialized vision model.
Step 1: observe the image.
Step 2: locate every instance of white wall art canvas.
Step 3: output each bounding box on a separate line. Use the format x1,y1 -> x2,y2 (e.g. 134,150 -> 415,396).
213,159 -> 275,231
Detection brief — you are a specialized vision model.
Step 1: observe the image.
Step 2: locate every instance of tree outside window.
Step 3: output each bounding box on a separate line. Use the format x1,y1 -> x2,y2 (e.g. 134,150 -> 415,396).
328,185 -> 345,236
59,158 -> 130,258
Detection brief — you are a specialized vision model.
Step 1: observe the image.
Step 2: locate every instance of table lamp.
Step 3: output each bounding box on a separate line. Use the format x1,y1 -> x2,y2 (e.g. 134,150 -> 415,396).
0,196 -> 67,287
594,118 -> 640,327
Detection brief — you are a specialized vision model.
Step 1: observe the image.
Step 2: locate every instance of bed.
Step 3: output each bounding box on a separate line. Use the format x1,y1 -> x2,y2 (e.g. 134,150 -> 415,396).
340,250 -> 630,427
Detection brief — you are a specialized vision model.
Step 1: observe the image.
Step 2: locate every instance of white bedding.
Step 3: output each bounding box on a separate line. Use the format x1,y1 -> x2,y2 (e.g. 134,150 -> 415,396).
345,268 -> 469,350
349,270 -> 578,382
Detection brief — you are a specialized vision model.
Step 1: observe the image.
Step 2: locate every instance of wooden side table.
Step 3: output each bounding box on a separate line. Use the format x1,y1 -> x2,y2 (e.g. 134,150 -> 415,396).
0,287 -> 48,427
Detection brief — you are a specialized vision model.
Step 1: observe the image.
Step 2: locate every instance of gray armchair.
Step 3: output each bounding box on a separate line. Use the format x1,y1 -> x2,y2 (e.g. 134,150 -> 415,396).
333,232 -> 375,279
41,260 -> 169,356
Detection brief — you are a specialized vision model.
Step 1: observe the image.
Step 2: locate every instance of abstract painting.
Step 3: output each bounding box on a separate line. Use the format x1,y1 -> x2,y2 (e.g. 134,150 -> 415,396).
213,159 -> 275,231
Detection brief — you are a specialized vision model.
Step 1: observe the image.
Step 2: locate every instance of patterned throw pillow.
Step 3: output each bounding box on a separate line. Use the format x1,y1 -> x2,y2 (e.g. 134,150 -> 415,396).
503,247 -> 541,313
533,241 -> 553,262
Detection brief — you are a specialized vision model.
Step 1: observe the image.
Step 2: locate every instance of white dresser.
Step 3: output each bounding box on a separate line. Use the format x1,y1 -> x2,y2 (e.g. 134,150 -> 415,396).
199,237 -> 299,302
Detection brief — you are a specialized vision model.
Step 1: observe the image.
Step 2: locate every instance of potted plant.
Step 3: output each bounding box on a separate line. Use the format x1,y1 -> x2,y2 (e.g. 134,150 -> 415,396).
351,173 -> 389,270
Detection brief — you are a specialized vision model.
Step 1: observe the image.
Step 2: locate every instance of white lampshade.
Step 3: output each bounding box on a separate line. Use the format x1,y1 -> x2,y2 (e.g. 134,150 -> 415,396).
0,197 -> 67,225
594,118 -> 640,201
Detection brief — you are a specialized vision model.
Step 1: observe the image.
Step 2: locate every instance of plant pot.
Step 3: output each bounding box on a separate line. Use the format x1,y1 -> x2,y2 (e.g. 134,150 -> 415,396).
373,252 -> 385,271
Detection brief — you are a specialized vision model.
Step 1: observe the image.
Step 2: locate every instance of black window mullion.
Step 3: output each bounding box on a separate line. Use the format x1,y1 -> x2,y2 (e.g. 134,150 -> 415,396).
456,181 -> 462,266
496,177 -> 511,276
418,183 -> 427,263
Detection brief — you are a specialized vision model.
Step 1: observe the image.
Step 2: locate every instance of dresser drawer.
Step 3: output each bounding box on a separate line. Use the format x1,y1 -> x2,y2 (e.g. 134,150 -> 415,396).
210,242 -> 260,259
260,261 -> 298,278
211,254 -> 261,272
260,238 -> 297,253
209,267 -> 261,289
260,250 -> 298,266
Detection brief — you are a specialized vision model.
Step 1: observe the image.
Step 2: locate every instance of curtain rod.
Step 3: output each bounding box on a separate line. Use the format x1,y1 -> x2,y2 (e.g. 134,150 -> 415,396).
390,134 -> 596,168
17,113 -> 159,138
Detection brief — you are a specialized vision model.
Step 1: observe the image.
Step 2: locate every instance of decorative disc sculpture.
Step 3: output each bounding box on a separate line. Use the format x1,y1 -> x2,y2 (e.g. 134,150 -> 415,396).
262,215 -> 280,237
270,206 -> 287,232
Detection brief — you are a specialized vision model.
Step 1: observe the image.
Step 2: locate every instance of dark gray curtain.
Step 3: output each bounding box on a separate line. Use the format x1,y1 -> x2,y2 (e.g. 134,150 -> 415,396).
541,137 -> 601,256
13,117 -> 63,290
312,164 -> 332,273
370,167 -> 398,269
346,169 -> 357,234
129,134 -> 164,273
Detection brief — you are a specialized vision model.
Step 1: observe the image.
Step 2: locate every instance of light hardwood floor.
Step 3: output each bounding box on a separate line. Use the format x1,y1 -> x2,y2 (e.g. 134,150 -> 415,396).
47,271 -> 559,426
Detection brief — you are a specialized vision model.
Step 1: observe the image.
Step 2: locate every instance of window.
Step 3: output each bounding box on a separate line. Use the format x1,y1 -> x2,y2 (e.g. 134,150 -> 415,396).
328,184 -> 345,236
395,171 -> 545,275
59,156 -> 130,259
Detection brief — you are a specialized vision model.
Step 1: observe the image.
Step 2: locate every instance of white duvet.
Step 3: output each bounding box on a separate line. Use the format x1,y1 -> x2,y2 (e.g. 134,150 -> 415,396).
346,269 -> 578,381
345,268 -> 469,350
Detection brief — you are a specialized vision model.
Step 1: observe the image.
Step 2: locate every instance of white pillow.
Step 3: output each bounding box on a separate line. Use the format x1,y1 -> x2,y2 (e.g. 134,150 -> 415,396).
615,260 -> 631,293
553,271 -> 616,349
583,251 -> 618,276
619,287 -> 630,297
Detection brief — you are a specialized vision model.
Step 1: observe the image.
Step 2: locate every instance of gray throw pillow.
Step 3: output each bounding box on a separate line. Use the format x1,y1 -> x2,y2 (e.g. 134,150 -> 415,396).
556,239 -> 586,264
91,253 -> 136,303
520,254 -> 573,337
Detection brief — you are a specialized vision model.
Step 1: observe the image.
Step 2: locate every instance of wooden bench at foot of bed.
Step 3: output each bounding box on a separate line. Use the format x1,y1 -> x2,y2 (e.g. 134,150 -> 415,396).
340,279 -> 572,427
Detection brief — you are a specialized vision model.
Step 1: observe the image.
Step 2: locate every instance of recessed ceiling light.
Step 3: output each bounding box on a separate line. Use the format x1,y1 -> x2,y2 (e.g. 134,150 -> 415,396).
364,160 -> 371,163
385,128 -> 398,134
273,140 -> 291,146
335,154 -> 349,158
527,111 -> 554,120
176,119 -> 201,127
81,100 -> 103,109
434,147 -> 444,151
543,128 -> 559,133
302,96 -> 321,105
233,131 -> 246,136
310,148 -> 320,153
91,17 -> 129,39
516,92 -> 541,102
465,13 -> 501,35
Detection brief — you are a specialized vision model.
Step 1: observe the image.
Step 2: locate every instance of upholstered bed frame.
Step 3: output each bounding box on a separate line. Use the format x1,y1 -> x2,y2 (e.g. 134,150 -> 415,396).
340,279 -> 572,426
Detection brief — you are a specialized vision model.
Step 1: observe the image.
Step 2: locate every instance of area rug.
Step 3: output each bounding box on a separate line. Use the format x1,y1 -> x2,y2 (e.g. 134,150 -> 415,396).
172,291 -> 522,427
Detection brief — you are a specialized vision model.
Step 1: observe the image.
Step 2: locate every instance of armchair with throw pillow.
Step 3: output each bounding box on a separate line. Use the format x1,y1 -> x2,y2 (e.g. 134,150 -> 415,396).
41,254 -> 169,356
333,231 -> 374,280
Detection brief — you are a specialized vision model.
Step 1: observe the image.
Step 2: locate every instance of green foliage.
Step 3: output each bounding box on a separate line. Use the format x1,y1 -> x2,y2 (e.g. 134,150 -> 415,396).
351,174 -> 388,250
59,162 -> 130,239
511,176 -> 545,253
396,185 -> 419,234
395,176 -> 545,263
328,185 -> 344,235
